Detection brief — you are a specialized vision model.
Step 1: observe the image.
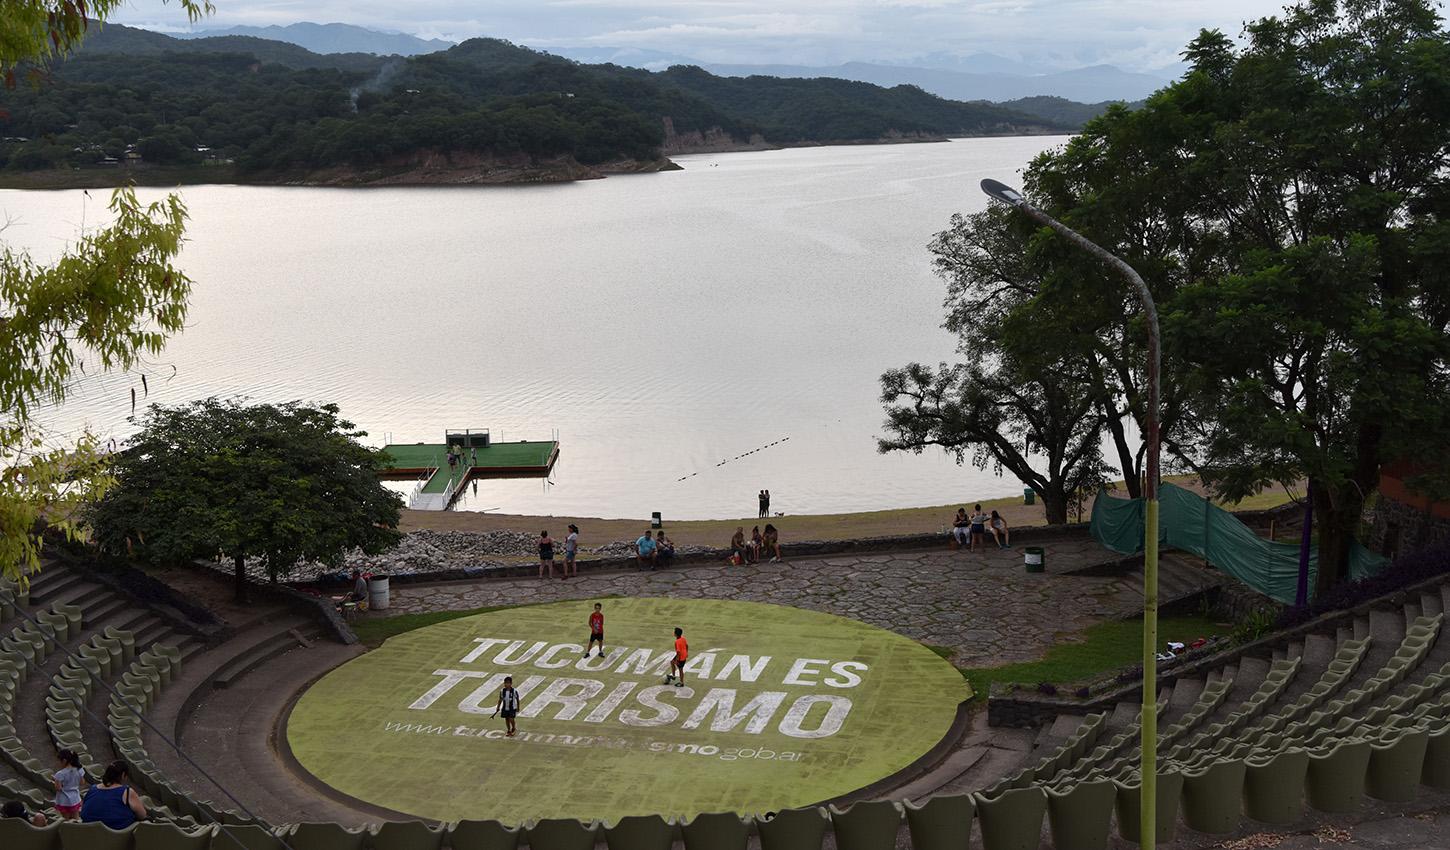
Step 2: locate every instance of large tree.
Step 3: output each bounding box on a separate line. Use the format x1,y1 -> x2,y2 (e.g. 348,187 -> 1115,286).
87,399 -> 402,601
0,0 -> 210,581
1161,0 -> 1450,590
879,206 -> 1114,525
903,0 -> 1450,591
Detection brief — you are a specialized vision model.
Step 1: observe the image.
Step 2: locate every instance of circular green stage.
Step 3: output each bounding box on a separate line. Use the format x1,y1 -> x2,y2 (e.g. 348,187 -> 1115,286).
286,598 -> 969,824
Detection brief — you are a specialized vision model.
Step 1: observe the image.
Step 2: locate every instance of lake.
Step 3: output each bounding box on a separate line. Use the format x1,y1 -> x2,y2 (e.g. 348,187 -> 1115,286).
8,136 -> 1070,519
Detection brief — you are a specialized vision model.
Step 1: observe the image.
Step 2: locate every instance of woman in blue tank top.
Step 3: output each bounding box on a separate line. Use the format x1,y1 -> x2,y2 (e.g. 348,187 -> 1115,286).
80,761 -> 147,829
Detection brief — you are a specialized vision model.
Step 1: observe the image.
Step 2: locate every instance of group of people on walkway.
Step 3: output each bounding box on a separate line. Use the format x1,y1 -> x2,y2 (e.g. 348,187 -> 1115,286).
729,524 -> 782,564
538,525 -> 580,579
951,504 -> 1012,551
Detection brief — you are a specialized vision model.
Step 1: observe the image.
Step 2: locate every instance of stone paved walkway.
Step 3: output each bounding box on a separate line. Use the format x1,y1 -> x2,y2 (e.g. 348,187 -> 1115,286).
378,538 -> 1141,666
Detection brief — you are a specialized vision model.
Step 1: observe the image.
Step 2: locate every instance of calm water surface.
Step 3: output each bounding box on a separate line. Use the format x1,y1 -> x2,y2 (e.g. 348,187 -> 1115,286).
9,136 -> 1069,519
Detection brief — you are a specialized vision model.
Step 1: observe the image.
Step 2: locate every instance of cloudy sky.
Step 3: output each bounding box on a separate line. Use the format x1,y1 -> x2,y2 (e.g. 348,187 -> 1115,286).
114,0 -> 1283,72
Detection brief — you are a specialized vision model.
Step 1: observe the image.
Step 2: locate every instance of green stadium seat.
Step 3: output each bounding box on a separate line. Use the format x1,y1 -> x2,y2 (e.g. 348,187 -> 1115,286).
680,812 -> 749,850
525,819 -> 596,850
1180,757 -> 1246,834
757,806 -> 827,850
972,786 -> 1046,850
1366,727 -> 1430,802
603,815 -> 671,850
1044,777 -> 1114,850
57,822 -> 135,850
1423,721 -> 1450,789
448,820 -> 520,850
104,628 -> 137,663
902,793 -> 972,850
1306,739 -> 1371,813
283,822 -> 366,850
827,800 -> 901,850
1112,769 -> 1183,845
133,824 -> 213,850
0,818 -> 61,850
207,824 -> 282,850
370,821 -> 445,850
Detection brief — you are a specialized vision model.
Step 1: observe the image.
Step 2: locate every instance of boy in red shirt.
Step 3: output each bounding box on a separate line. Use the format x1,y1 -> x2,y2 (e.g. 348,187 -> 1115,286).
664,626 -> 688,688
585,603 -> 605,657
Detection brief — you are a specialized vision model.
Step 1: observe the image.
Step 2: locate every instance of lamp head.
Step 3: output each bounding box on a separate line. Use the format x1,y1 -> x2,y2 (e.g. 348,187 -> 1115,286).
980,178 -> 1026,207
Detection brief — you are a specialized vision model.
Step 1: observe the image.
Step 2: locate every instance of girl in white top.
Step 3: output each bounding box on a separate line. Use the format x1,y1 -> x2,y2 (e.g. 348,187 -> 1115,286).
53,749 -> 86,819
989,510 -> 1011,549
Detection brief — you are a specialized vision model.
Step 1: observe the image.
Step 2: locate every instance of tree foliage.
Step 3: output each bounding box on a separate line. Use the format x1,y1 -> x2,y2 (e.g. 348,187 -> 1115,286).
879,206 -> 1115,525
88,399 -> 402,600
886,0 -> 1450,587
0,27 -> 1072,176
1,0 -> 202,581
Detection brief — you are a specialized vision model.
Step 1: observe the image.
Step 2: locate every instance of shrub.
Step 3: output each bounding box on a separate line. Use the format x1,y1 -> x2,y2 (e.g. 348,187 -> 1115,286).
1276,544 -> 1450,630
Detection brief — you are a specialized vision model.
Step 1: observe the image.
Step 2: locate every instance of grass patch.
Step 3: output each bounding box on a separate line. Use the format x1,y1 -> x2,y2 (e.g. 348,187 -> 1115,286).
351,596 -> 626,648
955,614 -> 1228,701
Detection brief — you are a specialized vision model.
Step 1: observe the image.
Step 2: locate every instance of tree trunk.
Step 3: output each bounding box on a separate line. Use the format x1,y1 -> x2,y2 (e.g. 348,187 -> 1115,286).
1104,407 -> 1142,499
234,552 -> 249,603
1041,487 -> 1070,526
1313,484 -> 1363,597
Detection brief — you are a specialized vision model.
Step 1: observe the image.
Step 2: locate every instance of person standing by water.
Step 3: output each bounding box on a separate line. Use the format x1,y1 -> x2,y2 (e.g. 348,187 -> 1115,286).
538,530 -> 556,579
758,490 -> 767,518
969,504 -> 989,552
764,489 -> 771,516
563,524 -> 579,578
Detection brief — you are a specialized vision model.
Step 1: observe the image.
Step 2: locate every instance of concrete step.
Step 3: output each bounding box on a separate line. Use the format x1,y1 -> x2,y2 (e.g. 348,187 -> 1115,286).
1422,591 -> 1444,618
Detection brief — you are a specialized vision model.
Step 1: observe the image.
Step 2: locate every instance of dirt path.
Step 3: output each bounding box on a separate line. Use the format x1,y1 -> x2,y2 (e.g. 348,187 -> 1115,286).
399,476 -> 1301,549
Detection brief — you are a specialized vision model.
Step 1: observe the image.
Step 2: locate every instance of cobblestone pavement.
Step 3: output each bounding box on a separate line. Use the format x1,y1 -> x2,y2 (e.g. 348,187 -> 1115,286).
379,538 -> 1141,666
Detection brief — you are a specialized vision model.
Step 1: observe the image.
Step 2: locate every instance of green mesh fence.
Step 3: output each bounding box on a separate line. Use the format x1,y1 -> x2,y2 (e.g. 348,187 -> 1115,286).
1090,483 -> 1387,604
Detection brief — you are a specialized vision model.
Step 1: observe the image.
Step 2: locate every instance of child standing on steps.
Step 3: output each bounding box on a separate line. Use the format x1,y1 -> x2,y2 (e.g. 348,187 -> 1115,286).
53,749 -> 86,820
491,676 -> 520,737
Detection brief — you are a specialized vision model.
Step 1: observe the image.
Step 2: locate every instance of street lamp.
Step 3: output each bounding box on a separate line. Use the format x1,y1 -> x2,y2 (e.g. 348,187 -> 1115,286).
981,177 -> 1163,849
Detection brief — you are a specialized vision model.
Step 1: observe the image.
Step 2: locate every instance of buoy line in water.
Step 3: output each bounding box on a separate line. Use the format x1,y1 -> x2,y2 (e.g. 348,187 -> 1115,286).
675,436 -> 790,482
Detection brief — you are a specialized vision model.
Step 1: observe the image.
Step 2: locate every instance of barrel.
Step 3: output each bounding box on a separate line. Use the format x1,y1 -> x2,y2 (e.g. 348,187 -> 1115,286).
1024,547 -> 1046,573
1023,487 -> 1036,505
368,575 -> 391,610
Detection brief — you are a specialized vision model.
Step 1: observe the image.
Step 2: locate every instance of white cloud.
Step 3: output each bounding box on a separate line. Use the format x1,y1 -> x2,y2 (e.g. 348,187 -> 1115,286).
103,0 -> 1353,72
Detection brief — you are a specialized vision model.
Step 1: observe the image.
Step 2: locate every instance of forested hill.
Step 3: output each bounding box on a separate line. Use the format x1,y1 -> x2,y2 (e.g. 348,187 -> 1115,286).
0,25 -> 1074,185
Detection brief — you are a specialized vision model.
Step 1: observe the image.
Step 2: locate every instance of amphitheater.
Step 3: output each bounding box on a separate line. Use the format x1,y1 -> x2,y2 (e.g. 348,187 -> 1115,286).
3,533 -> 1450,850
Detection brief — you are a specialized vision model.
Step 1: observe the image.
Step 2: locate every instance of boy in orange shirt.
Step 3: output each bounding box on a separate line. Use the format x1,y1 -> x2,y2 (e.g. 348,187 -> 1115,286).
664,626 -> 688,688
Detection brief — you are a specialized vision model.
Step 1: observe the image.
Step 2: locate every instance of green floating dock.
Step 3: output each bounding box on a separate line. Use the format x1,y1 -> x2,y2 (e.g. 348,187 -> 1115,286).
381,439 -> 558,509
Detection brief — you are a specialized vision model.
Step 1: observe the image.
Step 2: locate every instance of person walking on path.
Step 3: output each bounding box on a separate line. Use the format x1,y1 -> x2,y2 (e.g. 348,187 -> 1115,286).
586,603 -> 605,657
491,676 -> 520,737
665,627 -> 689,688
762,523 -> 783,562
53,749 -> 86,820
563,524 -> 579,578
469,447 -> 478,467
969,504 -> 989,552
989,510 -> 1011,550
538,530 -> 556,579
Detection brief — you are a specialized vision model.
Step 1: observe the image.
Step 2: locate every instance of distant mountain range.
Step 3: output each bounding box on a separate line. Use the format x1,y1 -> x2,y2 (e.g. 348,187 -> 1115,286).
147,21 -> 1172,104
172,22 -> 452,56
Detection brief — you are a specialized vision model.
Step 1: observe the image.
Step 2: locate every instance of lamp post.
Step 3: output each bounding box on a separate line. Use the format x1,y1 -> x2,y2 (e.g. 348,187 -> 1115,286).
980,178 -> 1162,849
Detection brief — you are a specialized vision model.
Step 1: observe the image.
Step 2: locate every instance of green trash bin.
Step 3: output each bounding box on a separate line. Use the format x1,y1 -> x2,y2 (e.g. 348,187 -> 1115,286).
1025,547 -> 1045,573
1023,487 -> 1035,505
